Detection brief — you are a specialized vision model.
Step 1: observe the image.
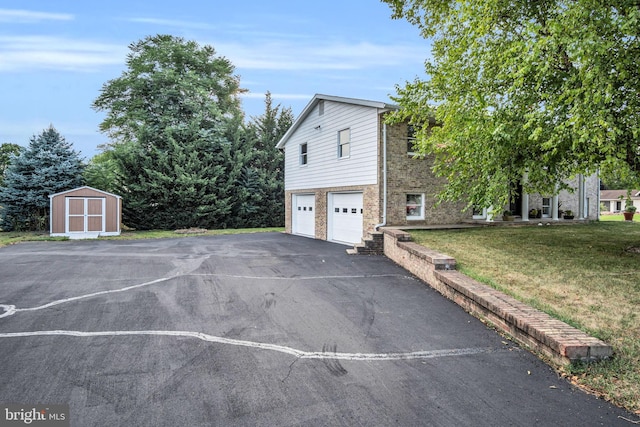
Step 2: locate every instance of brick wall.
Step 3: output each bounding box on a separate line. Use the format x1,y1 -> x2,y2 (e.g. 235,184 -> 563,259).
381,120 -> 471,226
382,228 -> 612,365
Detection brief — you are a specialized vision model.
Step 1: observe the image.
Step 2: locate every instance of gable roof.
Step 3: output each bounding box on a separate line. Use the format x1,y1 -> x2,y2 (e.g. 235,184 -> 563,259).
48,185 -> 122,199
600,189 -> 640,201
275,94 -> 398,149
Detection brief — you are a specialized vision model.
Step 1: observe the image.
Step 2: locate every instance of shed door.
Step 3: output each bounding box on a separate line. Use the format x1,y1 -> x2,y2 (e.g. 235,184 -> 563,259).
329,192 -> 363,245
66,197 -> 105,233
292,194 -> 315,238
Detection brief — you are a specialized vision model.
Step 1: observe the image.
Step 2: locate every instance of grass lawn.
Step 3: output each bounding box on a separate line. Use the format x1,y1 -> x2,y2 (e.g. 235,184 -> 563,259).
0,227 -> 285,248
600,213 -> 640,222
410,221 -> 640,413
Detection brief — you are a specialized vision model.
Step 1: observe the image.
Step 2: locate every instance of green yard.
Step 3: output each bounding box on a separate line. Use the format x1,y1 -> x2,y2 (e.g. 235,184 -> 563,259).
0,228 -> 285,248
410,222 -> 640,413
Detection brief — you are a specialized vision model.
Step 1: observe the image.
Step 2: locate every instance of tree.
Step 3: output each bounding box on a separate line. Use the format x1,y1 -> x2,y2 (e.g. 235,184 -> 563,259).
383,0 -> 640,209
230,92 -> 293,228
83,150 -> 119,194
0,126 -> 84,231
93,34 -> 243,145
92,35 -> 245,229
0,143 -> 23,187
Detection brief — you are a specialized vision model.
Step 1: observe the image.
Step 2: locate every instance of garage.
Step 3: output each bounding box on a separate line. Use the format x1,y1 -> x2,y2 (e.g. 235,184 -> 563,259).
49,186 -> 122,239
328,192 -> 363,245
292,193 -> 315,238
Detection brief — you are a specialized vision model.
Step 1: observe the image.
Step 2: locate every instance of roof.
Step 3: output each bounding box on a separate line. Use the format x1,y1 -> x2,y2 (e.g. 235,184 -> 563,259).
275,94 -> 398,149
600,189 -> 640,201
48,185 -> 122,199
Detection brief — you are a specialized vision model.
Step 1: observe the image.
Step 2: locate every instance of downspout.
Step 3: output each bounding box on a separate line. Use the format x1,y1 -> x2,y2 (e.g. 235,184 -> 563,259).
375,121 -> 388,230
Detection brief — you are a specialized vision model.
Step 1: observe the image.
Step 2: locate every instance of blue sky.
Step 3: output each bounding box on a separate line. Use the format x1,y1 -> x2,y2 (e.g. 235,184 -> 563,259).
0,1 -> 429,158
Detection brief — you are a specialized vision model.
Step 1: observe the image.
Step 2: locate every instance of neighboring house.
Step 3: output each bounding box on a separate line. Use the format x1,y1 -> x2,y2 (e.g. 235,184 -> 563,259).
600,189 -> 640,213
276,94 -> 600,246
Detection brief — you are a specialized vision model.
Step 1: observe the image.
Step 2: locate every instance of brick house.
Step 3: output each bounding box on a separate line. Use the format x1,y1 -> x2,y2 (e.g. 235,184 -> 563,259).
276,94 -> 599,246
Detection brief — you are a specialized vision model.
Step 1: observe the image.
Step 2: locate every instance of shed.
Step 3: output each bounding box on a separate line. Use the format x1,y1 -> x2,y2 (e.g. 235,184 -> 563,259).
49,186 -> 122,238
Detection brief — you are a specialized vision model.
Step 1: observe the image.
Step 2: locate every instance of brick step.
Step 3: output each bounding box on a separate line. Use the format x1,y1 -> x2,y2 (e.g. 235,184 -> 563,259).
347,232 -> 384,255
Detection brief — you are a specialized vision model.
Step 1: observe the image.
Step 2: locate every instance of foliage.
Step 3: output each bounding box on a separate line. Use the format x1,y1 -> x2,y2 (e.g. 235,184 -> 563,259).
93,34 -> 243,146
83,150 -> 118,194
0,126 -> 84,231
0,143 -> 23,187
383,0 -> 640,209
229,92 -> 293,228
92,35 -> 246,229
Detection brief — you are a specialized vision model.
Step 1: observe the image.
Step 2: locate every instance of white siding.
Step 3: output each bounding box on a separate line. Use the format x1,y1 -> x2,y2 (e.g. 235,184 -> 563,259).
283,100 -> 379,190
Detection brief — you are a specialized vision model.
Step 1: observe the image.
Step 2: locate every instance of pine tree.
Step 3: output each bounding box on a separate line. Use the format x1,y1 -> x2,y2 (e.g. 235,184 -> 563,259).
231,92 -> 293,228
0,126 -> 84,231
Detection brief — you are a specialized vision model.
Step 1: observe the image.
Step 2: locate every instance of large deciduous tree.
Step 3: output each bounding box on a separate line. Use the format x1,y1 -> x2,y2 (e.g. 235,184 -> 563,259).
92,35 -> 245,229
383,0 -> 640,209
0,126 -> 84,231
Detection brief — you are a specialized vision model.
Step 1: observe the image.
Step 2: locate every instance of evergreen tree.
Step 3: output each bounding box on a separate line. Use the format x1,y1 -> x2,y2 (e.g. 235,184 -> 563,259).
0,143 -> 23,187
230,93 -> 293,228
92,35 -> 245,229
0,126 -> 84,231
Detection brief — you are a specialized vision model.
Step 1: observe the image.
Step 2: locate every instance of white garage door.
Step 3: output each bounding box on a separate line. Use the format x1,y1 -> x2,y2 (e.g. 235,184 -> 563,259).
329,192 -> 363,245
292,194 -> 315,238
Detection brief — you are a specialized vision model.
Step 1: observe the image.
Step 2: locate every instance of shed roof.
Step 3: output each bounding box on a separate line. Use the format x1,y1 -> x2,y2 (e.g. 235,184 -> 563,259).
275,94 -> 398,149
48,186 -> 122,199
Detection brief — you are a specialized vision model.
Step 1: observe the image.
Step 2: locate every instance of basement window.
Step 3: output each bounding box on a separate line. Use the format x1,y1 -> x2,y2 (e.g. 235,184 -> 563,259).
406,194 -> 425,220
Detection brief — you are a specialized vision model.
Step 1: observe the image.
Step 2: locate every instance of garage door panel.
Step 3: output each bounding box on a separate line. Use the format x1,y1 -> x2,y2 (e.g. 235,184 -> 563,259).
293,194 -> 315,238
330,193 -> 363,245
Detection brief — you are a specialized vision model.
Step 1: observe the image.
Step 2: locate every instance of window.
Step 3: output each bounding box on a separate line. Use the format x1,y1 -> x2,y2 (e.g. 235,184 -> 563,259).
407,124 -> 417,154
318,100 -> 324,116
406,194 -> 425,220
542,197 -> 551,217
299,143 -> 308,165
338,128 -> 350,158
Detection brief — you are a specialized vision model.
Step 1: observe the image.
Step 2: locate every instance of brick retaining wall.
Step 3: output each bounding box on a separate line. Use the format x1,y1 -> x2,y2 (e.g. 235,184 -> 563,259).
382,228 -> 612,365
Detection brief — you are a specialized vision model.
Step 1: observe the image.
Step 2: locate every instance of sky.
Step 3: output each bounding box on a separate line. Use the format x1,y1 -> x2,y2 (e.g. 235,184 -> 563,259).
0,1 -> 430,159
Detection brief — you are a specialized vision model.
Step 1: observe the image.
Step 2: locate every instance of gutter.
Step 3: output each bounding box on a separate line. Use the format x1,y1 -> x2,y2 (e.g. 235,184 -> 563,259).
375,121 -> 388,230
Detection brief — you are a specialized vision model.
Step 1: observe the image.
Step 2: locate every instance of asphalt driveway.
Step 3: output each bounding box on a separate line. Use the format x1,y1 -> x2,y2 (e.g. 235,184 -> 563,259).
0,232 -> 632,426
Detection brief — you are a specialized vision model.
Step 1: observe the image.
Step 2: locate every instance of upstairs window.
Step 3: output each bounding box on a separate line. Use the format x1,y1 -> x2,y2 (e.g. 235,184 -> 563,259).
299,143 -> 308,165
407,124 -> 417,155
338,128 -> 350,158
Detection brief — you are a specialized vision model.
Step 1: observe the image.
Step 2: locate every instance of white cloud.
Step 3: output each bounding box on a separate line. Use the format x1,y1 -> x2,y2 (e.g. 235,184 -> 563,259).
0,9 -> 73,23
0,36 -> 126,72
126,17 -> 216,31
214,40 -> 423,71
241,92 -> 312,100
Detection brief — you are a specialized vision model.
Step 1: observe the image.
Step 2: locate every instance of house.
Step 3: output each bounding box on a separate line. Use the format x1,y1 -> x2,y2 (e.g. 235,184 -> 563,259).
49,186 -> 122,239
600,189 -> 640,213
276,94 -> 600,247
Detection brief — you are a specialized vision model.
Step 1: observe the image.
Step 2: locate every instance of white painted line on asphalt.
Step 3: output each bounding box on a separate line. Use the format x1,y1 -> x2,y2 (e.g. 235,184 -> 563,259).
15,276 -> 175,314
1,273 -> 411,318
0,305 -> 16,319
0,330 -> 496,361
